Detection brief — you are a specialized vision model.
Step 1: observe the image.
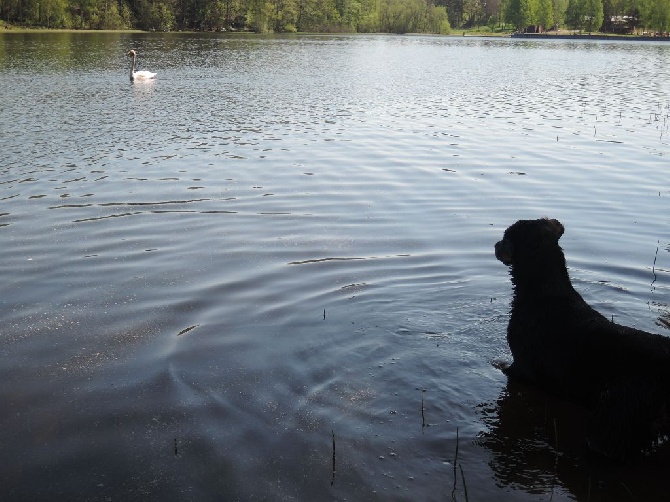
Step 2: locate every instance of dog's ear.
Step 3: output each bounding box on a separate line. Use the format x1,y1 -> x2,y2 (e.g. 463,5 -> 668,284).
545,218 -> 564,240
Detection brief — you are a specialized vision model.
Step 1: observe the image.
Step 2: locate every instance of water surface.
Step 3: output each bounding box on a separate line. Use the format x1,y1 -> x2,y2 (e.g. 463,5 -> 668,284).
1,32 -> 669,501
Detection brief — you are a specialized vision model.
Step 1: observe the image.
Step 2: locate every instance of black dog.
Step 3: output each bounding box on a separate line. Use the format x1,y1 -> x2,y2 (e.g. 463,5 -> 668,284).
495,218 -> 670,460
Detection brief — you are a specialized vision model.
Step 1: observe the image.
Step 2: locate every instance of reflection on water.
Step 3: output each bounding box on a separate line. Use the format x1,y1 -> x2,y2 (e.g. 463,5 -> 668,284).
0,32 -> 669,501
479,379 -> 670,501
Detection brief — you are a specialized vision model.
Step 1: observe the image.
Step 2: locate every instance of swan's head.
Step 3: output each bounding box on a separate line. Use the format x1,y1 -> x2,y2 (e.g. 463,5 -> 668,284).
127,49 -> 137,58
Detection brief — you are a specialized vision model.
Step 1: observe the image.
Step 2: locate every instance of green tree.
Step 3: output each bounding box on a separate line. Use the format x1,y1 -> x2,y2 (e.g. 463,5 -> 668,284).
537,0 -> 553,27
426,3 -> 450,31
565,0 -> 583,28
639,0 -> 670,31
504,0 -> 537,29
97,0 -> 130,28
356,0 -> 380,31
76,0 -> 99,27
0,0 -> 447,31
134,0 -> 175,30
439,0 -> 463,27
565,0 -> 603,31
268,0 -> 299,31
378,0 -> 425,33
336,0 -> 362,29
551,0 -> 567,27
463,0 -> 484,26
583,0 -> 603,30
222,0 -> 243,28
503,0 -> 520,28
293,0 -> 339,31
39,0 -> 68,27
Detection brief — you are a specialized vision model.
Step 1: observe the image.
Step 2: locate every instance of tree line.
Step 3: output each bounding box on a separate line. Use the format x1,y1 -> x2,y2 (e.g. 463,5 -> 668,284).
0,0 -> 450,33
1,0 -> 669,34
501,0 -> 670,34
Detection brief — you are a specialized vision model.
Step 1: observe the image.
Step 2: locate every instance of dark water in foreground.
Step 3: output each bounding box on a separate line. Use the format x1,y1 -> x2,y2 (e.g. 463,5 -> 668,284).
1,32 -> 669,501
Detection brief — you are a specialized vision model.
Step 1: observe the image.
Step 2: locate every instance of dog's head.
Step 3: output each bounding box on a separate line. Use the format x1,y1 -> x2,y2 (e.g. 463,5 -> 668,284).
495,218 -> 565,267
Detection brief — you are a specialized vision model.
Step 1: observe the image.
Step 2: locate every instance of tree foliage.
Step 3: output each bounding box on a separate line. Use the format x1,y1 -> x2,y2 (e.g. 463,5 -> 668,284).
504,0 -> 537,30
3,0 -> 670,33
502,0 -> 668,33
565,0 -> 603,31
378,0 -> 450,33
537,0 -> 554,27
639,0 -> 670,31
0,0 -> 450,32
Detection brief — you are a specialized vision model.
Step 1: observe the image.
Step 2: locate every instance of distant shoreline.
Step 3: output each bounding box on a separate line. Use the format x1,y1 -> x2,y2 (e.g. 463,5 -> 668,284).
512,32 -> 670,42
3,25 -> 669,41
0,26 -> 146,33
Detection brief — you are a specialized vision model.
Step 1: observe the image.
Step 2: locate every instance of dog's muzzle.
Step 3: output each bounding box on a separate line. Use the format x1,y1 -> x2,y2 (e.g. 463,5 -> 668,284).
495,239 -> 512,266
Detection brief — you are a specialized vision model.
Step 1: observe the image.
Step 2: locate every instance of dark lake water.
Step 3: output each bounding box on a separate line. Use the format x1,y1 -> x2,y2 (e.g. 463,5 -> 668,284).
1,31 -> 669,501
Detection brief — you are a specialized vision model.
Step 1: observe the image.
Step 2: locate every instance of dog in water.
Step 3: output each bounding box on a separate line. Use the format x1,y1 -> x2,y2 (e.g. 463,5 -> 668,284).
495,217 -> 670,461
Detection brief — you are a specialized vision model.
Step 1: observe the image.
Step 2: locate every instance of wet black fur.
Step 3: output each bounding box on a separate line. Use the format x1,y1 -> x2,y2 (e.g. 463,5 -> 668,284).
495,218 -> 670,461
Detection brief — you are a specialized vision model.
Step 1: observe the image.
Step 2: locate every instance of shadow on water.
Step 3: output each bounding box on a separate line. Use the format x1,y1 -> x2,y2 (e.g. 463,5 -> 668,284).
478,376 -> 670,501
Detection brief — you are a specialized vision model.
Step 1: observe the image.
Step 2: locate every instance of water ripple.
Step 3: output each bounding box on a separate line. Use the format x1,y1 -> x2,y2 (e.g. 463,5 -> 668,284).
0,33 -> 669,502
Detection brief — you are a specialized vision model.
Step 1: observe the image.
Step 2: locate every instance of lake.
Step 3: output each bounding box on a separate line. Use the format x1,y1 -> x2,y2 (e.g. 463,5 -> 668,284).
0,31 -> 669,501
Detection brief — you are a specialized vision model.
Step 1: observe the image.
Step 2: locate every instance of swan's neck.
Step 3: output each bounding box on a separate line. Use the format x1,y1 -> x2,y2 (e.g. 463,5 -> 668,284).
129,55 -> 136,81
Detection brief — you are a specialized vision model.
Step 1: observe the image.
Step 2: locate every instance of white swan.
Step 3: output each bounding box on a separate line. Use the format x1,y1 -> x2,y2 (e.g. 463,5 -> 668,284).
127,49 -> 156,81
